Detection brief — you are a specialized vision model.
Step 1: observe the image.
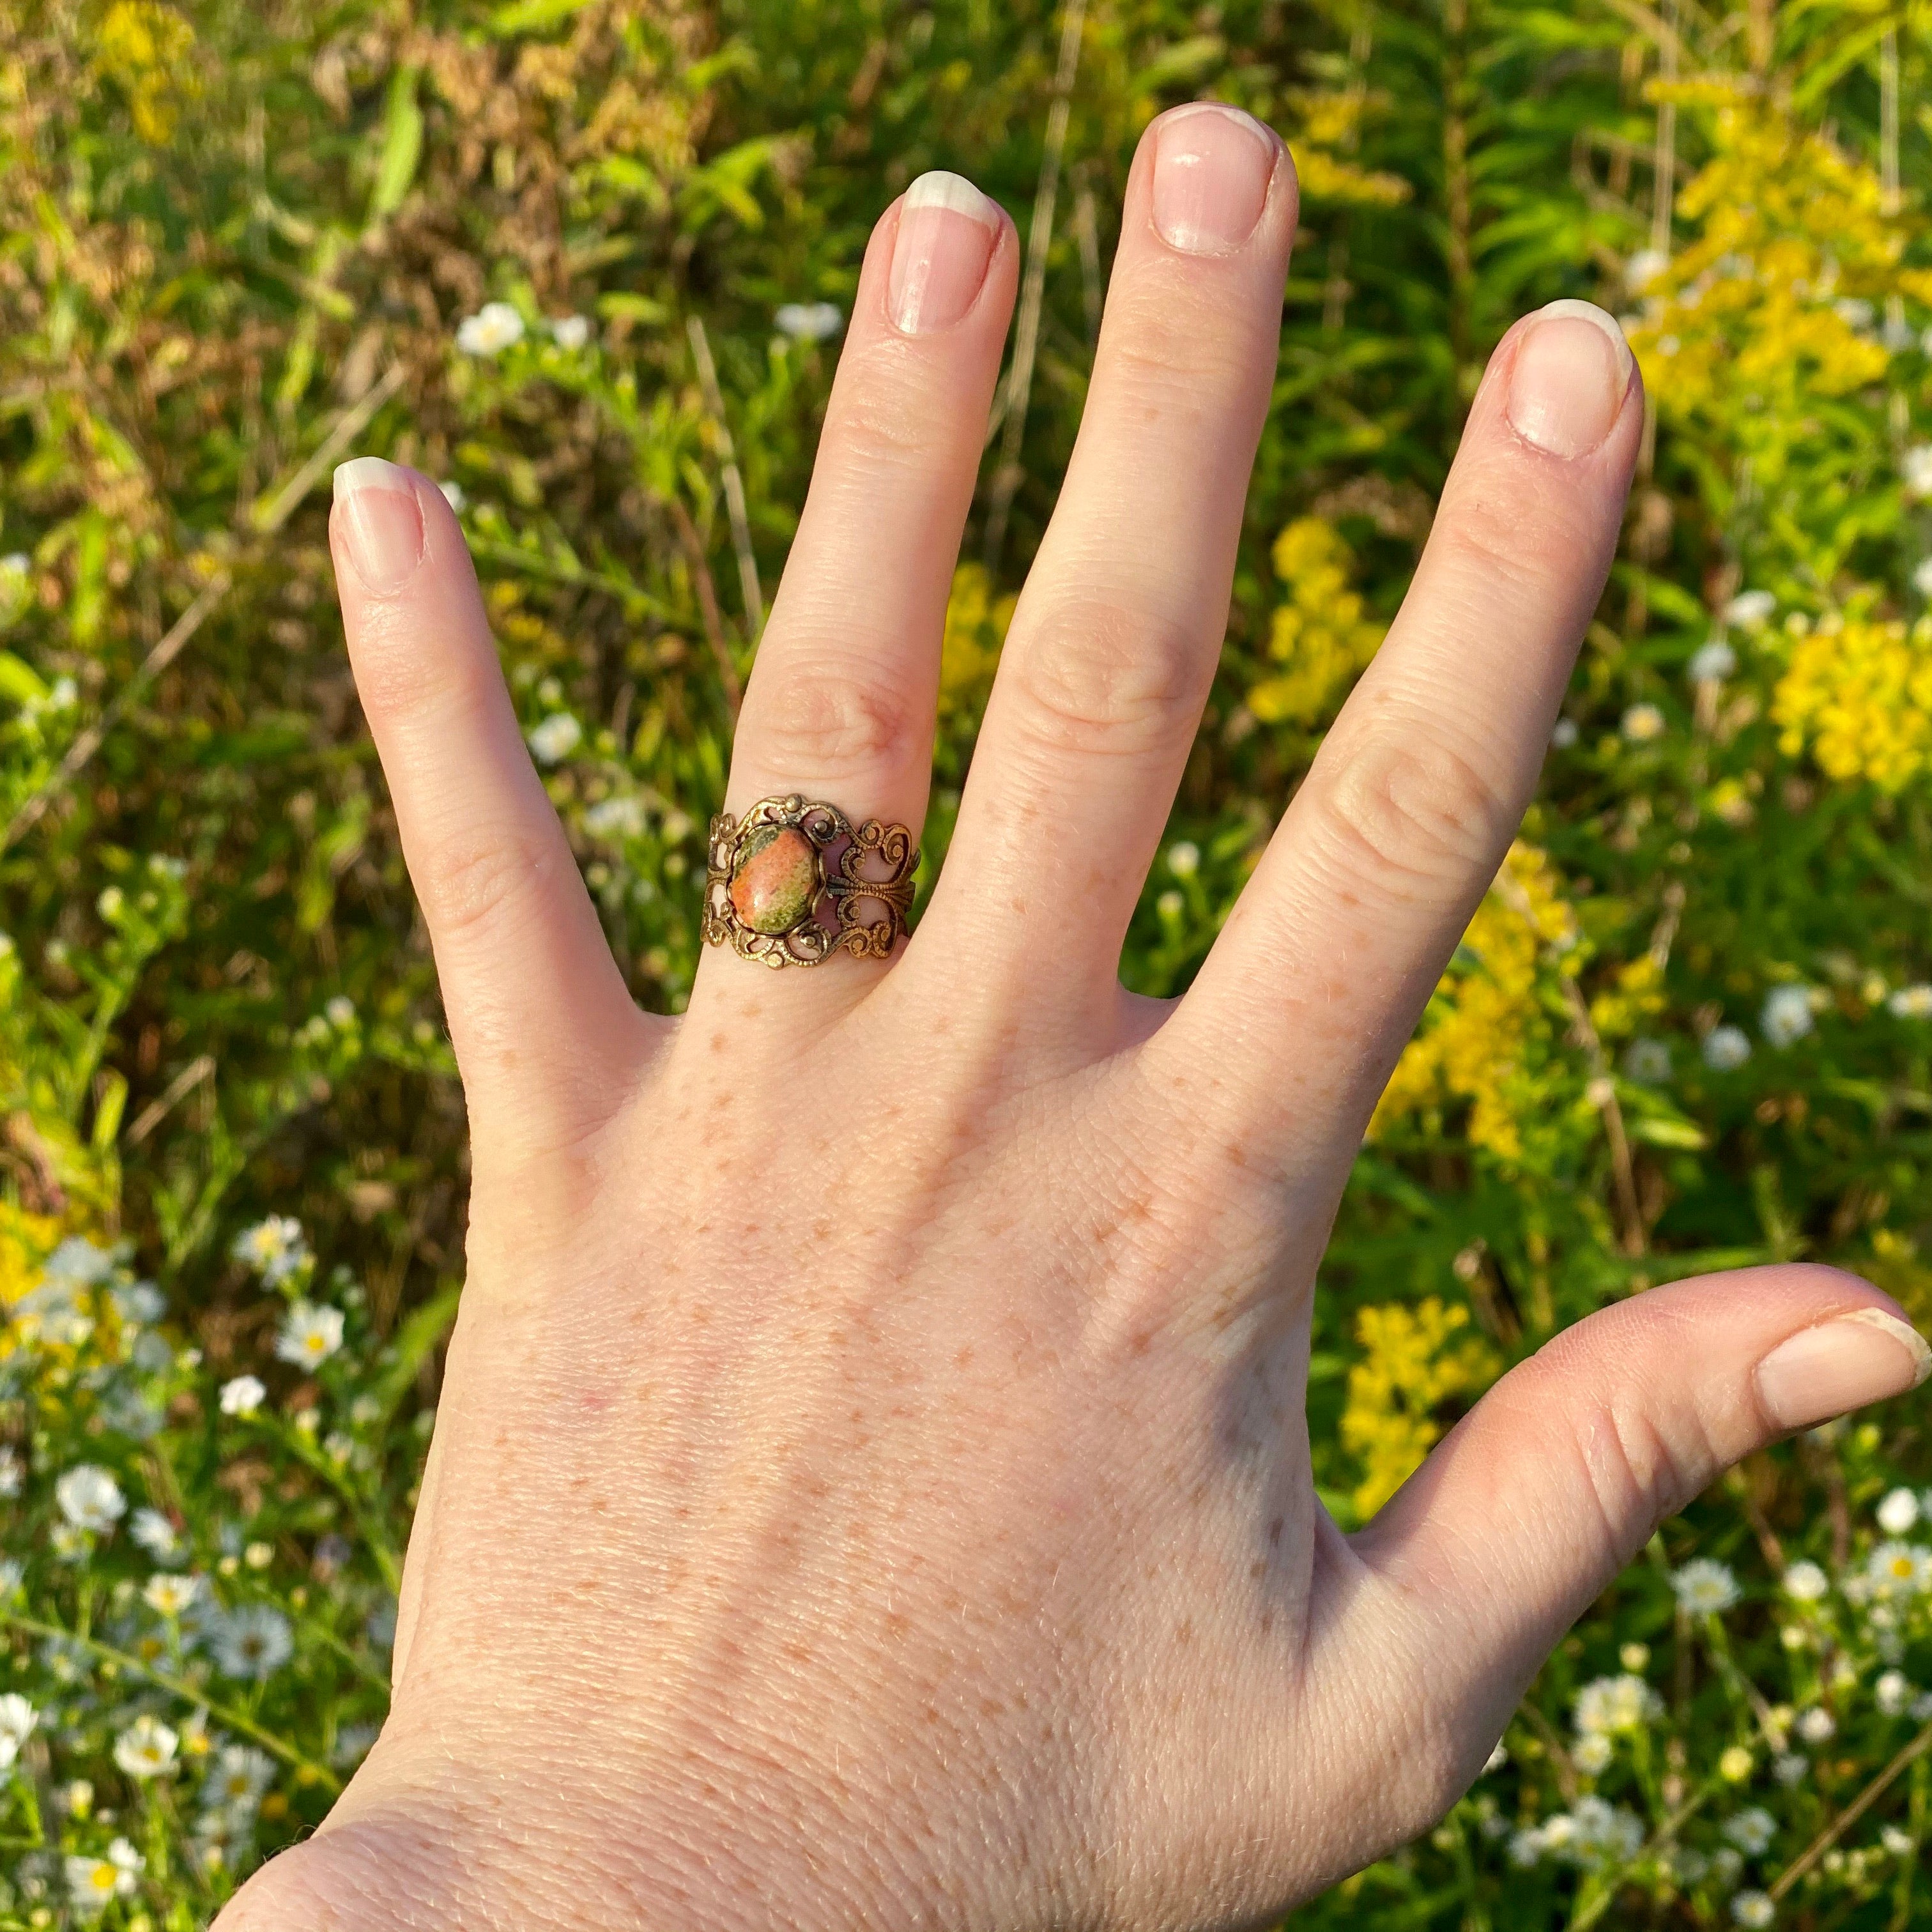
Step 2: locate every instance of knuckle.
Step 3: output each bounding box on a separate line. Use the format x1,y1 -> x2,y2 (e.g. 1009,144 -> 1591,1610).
1101,274 -> 1258,402
824,339 -> 960,470
1433,481 -> 1557,604
1574,1391 -> 1708,1561
1315,718 -> 1513,892
349,618 -> 482,728
742,659 -> 916,778
415,822 -> 560,947
1004,594 -> 1209,760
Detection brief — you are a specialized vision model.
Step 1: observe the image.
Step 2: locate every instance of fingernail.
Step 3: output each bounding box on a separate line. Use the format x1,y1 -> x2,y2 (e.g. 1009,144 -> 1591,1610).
1755,1307 -> 1932,1433
1505,300 -> 1634,458
889,172 -> 1000,335
332,457 -> 425,594
1151,102 -> 1278,256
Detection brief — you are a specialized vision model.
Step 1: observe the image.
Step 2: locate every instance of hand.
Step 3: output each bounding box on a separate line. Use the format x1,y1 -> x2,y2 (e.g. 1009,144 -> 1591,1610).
220,107 -> 1929,1931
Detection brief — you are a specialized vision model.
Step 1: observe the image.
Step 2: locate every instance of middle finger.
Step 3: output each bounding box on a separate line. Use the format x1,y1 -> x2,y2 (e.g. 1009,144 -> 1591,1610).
924,105 -> 1296,1019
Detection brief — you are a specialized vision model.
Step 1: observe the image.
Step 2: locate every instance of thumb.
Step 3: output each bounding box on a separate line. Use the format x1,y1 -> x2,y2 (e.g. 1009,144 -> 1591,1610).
1348,1266 -> 1929,1767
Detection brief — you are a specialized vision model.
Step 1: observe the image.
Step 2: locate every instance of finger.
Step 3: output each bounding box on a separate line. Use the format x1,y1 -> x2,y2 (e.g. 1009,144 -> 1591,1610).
923,105 -> 1296,1014
1161,302 -> 1641,1160
695,174 -> 1016,1001
330,459 -> 656,1143
1330,1270 -> 1931,1812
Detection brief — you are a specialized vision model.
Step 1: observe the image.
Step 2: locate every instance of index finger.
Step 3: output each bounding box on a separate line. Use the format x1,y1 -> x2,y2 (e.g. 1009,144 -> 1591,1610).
1153,301 -> 1641,1167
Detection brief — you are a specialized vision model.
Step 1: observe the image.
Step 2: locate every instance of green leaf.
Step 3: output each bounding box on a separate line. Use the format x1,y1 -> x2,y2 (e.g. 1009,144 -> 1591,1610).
1625,1114 -> 1708,1151
488,0 -> 595,36
1129,36 -> 1226,96
369,1280 -> 463,1423
369,65 -> 423,220
0,650 -> 47,705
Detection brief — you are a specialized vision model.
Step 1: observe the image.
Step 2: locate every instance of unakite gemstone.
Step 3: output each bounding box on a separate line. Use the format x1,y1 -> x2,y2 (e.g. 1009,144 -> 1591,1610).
728,824 -> 817,934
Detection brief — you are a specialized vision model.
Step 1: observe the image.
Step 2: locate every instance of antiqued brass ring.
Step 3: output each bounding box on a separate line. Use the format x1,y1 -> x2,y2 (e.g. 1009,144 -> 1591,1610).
702,794 -> 918,968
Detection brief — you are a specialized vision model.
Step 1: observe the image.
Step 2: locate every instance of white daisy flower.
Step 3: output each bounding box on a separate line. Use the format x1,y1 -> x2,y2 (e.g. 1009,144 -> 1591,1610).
1876,1487 -> 1920,1535
1573,1733 -> 1613,1774
219,1374 -> 266,1417
1723,1807 -> 1777,1855
1724,590 -> 1777,627
54,1464 -> 125,1531
208,1743 -> 276,1807
1864,1541 -> 1931,1600
1882,1825 -> 1915,1856
66,1839 -> 141,1913
1671,1556 -> 1741,1614
1781,1559 -> 1829,1602
42,1236 -> 115,1287
1572,1674 -> 1663,1736
275,1301 -> 344,1368
583,795 -> 646,839
211,1604 -> 294,1680
1703,1023 -> 1753,1071
231,1215 -> 310,1285
774,300 -> 843,341
1688,640 -> 1736,683
130,1508 -> 181,1560
0,1693 -> 38,1771
1772,1752 -> 1807,1786
1621,702 -> 1666,742
1876,1670 -> 1913,1715
1731,1892 -> 1774,1928
1903,445 -> 1932,500
325,995 -> 356,1028
1794,1706 -> 1836,1744
1761,985 -> 1814,1048
527,712 -> 583,764
1624,248 -> 1669,292
549,314 -> 591,350
1166,841 -> 1200,878
1888,984 -> 1932,1020
142,1572 -> 202,1618
113,1713 -> 179,1778
455,301 -> 525,356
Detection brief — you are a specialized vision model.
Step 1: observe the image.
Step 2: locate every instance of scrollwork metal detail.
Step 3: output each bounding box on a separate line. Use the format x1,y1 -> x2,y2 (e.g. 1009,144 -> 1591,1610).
702,793 -> 918,968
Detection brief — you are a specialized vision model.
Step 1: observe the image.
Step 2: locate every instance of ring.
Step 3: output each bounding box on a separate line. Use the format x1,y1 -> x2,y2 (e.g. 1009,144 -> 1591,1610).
703,794 -> 919,968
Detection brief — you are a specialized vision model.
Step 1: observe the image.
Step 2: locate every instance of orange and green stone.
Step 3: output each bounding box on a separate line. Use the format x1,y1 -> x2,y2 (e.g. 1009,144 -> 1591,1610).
729,825 -> 818,935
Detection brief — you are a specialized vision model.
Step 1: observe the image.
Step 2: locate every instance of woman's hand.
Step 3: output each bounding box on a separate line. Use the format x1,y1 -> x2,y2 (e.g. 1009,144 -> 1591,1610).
220,106 -> 1928,1931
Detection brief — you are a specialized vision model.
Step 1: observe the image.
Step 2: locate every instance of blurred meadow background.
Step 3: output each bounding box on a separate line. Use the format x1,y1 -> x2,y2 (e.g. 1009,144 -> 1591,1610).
4,0 -> 1932,1924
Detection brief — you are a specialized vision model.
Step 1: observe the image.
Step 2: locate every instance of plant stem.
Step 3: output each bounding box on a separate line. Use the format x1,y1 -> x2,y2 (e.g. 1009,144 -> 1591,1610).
0,1613 -> 341,1793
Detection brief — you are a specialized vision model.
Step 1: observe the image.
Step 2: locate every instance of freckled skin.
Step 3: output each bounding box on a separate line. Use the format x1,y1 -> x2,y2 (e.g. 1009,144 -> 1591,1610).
245,105 -> 1918,1932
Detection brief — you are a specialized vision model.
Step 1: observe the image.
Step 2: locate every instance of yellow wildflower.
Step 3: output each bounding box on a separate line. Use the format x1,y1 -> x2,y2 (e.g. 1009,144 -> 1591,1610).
1248,518 -> 1386,726
1340,1298 -> 1499,1518
1772,614 -> 1932,793
1588,955 -> 1667,1043
937,563 -> 1014,729
1284,88 -> 1411,206
91,1 -> 199,145
1630,80 -> 1927,444
1370,843 -> 1578,1162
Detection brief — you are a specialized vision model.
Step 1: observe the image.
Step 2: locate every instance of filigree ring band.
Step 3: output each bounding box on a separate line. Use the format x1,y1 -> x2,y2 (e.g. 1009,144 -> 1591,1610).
702,793 -> 918,968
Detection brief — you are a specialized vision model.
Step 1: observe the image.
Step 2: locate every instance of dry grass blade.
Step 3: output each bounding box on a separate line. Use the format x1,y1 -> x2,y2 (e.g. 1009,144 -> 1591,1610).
982,0 -> 1088,569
